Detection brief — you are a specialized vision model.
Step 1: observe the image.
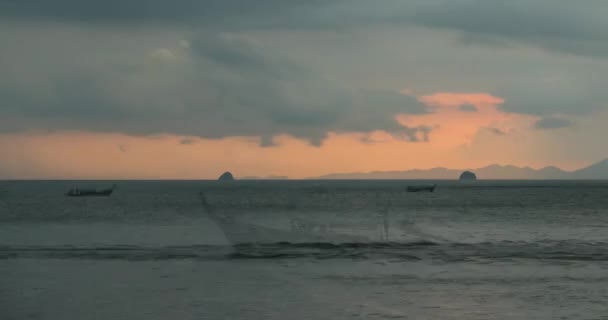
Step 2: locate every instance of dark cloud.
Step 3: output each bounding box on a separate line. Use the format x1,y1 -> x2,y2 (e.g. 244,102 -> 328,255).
0,0 -> 605,139
486,127 -> 506,135
259,135 -> 277,148
0,32 -> 429,145
179,138 -> 196,145
496,85 -> 594,116
411,1 -> 608,57
0,0 -> 346,29
459,104 -> 478,112
406,125 -> 433,142
534,117 -> 574,130
359,136 -> 379,145
3,0 -> 607,59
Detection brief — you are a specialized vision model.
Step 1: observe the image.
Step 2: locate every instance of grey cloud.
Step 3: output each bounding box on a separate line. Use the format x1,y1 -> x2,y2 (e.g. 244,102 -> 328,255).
534,117 -> 574,130
0,31 -> 429,145
359,135 -> 378,145
459,104 -> 478,112
486,127 -> 506,136
259,135 -> 277,148
413,1 -> 602,39
1,0 -> 606,130
4,0 -> 607,59
411,1 -> 608,57
0,0 -> 341,28
180,138 -> 196,145
495,77 -> 607,116
401,125 -> 433,142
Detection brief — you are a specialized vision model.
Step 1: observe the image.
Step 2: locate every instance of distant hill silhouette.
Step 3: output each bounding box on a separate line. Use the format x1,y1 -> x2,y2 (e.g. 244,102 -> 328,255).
459,171 -> 477,181
218,172 -> 235,181
571,159 -> 608,179
315,159 -> 608,180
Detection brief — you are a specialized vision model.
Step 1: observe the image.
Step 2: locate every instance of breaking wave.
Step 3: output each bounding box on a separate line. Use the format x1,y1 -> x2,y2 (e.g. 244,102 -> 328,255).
3,240 -> 607,262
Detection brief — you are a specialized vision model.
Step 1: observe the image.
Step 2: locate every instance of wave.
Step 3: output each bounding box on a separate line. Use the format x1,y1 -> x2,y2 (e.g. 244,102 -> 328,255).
2,240 -> 607,262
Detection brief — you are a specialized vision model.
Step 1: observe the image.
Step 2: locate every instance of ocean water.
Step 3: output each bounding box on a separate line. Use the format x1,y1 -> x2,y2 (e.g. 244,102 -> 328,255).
1,180 -> 608,320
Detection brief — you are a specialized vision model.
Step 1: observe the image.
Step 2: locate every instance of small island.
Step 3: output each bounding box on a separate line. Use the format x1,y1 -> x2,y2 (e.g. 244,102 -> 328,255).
218,172 -> 235,181
459,171 -> 477,181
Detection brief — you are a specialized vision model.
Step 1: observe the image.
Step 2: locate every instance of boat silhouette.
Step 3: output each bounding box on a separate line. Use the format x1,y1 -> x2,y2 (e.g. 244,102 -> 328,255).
406,184 -> 437,193
65,184 -> 116,197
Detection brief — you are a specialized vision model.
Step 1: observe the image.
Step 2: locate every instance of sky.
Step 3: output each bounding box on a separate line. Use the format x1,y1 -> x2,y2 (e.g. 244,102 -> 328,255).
0,0 -> 607,179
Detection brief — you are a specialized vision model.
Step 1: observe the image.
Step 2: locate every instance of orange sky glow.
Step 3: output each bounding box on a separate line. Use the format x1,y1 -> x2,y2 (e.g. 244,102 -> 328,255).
0,92 -> 592,179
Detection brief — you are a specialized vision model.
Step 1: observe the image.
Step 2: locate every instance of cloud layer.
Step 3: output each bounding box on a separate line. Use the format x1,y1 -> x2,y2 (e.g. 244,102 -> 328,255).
534,117 -> 574,130
4,0 -> 608,54
0,29 -> 429,144
0,0 -> 607,161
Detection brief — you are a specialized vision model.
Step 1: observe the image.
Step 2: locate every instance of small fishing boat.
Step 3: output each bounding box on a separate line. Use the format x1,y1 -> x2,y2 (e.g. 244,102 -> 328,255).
406,184 -> 437,193
66,184 -> 116,197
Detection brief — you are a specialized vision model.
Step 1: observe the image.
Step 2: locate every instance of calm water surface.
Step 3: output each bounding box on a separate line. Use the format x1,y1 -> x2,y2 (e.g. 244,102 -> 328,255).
1,180 -> 608,320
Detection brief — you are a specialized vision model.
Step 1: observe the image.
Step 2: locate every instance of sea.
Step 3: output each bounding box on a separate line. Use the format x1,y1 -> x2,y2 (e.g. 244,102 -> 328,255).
1,180 -> 608,320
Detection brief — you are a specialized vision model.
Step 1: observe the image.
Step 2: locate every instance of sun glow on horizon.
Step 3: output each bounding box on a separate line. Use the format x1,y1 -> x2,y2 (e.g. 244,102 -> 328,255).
0,90 -> 595,179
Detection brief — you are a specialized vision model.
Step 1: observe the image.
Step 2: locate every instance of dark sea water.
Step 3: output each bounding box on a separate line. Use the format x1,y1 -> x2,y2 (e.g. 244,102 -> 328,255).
2,180 -> 608,320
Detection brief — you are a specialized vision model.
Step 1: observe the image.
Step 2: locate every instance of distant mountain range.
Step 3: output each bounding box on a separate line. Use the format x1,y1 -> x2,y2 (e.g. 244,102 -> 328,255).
315,159 -> 608,180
